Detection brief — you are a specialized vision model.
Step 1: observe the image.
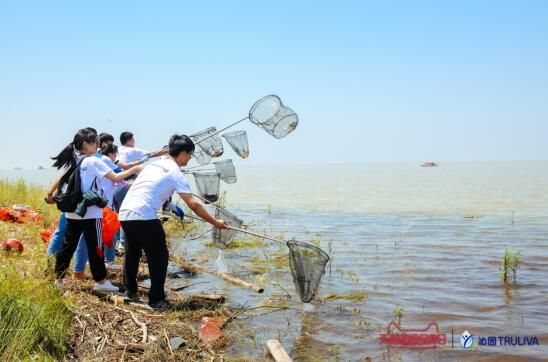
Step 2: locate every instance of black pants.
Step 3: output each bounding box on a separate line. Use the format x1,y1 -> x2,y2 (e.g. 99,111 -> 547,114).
121,219 -> 169,305
55,218 -> 107,282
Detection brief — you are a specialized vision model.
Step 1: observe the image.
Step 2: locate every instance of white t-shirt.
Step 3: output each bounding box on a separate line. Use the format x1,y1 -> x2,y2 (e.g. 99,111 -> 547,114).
66,156 -> 113,220
118,145 -> 148,164
119,158 -> 191,220
97,154 -> 118,207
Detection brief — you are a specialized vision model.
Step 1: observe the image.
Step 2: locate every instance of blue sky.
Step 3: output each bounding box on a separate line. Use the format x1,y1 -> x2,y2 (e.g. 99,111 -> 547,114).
1,0 -> 547,168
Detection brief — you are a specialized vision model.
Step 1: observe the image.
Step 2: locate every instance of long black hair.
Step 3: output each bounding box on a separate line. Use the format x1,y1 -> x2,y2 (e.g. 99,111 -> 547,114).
100,143 -> 118,157
51,128 -> 98,169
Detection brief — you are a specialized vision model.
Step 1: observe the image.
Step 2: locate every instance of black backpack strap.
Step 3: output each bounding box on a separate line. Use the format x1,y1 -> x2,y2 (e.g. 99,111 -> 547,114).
91,177 -> 98,192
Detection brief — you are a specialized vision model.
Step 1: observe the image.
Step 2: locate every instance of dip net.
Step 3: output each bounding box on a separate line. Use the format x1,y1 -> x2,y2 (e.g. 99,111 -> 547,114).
287,240 -> 330,303
192,147 -> 212,166
213,159 -> 237,184
193,172 -> 221,203
249,95 -> 298,139
212,208 -> 244,249
222,130 -> 249,159
191,127 -> 224,157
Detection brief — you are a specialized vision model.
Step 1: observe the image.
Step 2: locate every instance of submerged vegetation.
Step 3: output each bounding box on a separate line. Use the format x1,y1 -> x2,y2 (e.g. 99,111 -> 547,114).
393,305 -> 404,325
501,248 -> 522,284
322,292 -> 368,302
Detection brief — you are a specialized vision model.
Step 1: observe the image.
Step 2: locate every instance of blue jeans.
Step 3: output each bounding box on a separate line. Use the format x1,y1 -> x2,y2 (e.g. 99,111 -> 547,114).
104,233 -> 117,263
46,213 -> 89,272
73,236 -> 89,272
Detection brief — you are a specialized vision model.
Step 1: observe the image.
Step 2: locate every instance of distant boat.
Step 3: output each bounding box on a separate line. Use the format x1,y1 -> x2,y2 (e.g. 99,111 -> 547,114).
421,162 -> 439,167
37,166 -> 45,170
14,167 -> 22,170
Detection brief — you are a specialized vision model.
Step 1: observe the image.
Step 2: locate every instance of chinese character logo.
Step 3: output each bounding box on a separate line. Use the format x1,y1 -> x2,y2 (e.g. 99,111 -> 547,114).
460,330 -> 473,349
379,321 -> 446,350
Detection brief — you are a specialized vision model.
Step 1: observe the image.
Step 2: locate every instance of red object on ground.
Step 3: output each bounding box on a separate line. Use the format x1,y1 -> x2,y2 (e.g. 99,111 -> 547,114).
2,239 -> 24,254
102,207 -> 121,248
0,207 -> 42,224
20,209 -> 42,223
199,317 -> 223,342
40,221 -> 59,243
0,208 -> 17,222
40,229 -> 54,243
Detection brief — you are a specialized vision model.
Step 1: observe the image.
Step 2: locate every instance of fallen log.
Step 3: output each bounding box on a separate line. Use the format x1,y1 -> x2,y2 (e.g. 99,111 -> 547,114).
171,255 -> 264,294
192,294 -> 226,303
267,339 -> 292,362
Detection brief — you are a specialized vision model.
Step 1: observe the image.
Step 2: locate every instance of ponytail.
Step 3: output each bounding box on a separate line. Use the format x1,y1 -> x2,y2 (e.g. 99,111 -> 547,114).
51,143 -> 76,169
51,128 -> 98,170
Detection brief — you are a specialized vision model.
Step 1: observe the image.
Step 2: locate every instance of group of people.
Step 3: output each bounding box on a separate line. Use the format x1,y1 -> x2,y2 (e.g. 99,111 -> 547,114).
46,128 -> 228,310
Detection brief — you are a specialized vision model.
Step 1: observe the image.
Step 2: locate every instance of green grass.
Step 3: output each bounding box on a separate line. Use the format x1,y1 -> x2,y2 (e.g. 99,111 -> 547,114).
0,180 -> 72,359
205,236 -> 266,249
322,292 -> 368,302
393,305 -> 404,325
0,260 -> 72,360
501,248 -> 522,283
0,179 -> 59,227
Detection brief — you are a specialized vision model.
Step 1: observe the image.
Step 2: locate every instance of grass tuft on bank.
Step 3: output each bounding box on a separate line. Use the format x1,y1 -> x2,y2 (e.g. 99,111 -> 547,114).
0,178 -> 72,360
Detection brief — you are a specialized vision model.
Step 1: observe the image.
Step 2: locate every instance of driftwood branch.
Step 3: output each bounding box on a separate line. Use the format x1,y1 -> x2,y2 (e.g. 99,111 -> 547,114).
129,310 -> 148,343
267,339 -> 292,362
171,255 -> 264,293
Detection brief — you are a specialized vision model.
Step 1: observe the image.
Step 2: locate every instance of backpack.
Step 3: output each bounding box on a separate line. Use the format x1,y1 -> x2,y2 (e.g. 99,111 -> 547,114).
53,156 -> 89,212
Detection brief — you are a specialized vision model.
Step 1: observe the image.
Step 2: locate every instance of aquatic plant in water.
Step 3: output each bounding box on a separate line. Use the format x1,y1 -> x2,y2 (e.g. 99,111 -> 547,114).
393,305 -> 403,325
501,248 -> 522,284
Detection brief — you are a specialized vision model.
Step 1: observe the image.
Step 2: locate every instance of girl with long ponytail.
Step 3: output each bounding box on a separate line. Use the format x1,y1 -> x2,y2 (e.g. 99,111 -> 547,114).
52,128 -> 143,291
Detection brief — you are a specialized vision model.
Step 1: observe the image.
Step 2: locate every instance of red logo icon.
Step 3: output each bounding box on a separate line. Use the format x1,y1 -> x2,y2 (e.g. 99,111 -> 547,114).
379,321 -> 447,350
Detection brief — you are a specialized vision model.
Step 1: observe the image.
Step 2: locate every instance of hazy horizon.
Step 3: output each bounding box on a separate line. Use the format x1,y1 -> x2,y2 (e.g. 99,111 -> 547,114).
3,158 -> 548,170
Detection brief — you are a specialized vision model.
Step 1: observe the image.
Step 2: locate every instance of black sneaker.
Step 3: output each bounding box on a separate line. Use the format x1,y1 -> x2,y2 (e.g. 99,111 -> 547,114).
148,299 -> 172,311
124,291 -> 141,303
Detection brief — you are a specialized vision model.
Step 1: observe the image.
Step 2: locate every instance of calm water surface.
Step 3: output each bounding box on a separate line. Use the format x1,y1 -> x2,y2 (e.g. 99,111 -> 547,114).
2,161 -> 547,361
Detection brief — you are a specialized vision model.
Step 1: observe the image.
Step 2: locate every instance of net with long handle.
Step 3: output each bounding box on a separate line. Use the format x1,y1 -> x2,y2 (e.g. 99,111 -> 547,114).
173,213 -> 330,303
287,239 -> 330,303
222,224 -> 329,303
212,208 -> 244,249
192,147 -> 212,166
189,95 -> 298,145
222,130 -> 249,159
191,127 -> 224,157
249,95 -> 299,139
213,159 -> 237,184
193,172 -> 221,203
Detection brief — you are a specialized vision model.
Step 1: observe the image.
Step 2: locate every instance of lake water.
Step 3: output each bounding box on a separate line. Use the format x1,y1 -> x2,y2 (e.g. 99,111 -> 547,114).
2,161 -> 548,361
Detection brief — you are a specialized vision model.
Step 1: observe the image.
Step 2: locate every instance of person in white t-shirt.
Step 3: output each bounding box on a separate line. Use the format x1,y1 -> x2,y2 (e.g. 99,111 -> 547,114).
114,131 -> 169,246
118,131 -> 167,164
99,132 -> 143,170
119,134 -> 228,310
51,128 -> 143,292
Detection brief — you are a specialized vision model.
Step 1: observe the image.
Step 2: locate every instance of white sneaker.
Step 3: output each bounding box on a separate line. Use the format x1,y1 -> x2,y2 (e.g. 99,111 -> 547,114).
93,280 -> 119,293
